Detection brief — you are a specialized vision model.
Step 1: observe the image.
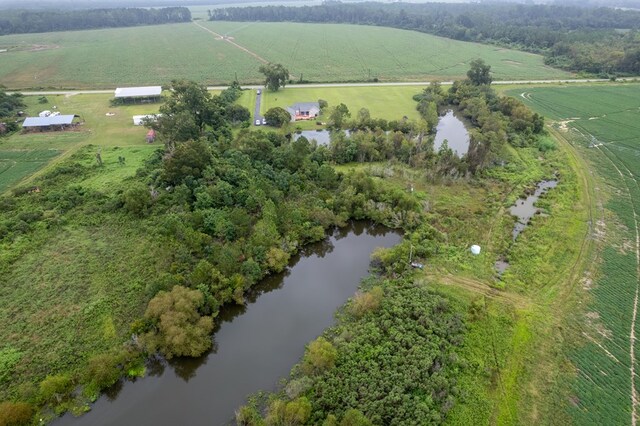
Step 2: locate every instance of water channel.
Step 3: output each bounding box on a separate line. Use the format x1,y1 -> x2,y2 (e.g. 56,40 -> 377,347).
55,222 -> 402,426
495,179 -> 559,274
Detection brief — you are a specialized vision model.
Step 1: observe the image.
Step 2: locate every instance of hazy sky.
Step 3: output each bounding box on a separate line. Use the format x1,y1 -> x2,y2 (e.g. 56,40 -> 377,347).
0,0 -> 626,9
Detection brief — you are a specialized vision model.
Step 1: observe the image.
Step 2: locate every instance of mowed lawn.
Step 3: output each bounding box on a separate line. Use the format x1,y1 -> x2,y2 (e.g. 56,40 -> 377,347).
203,21 -> 572,82
260,85 -> 423,121
0,21 -> 571,89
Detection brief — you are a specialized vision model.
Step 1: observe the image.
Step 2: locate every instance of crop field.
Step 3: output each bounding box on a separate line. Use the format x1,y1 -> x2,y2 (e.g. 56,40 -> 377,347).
0,23 -> 260,89
202,21 -> 571,83
0,150 -> 60,192
0,21 -> 571,89
508,84 -> 640,424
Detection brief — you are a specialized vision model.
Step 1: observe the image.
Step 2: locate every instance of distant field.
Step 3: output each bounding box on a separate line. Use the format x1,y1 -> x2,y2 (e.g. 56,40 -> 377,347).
202,21 -> 571,83
0,23 -> 260,89
509,84 -> 640,425
0,150 -> 60,192
0,21 -> 571,89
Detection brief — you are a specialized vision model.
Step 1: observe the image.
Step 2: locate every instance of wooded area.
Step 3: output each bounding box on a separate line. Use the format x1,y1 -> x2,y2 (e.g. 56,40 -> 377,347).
211,2 -> 640,75
0,7 -> 191,35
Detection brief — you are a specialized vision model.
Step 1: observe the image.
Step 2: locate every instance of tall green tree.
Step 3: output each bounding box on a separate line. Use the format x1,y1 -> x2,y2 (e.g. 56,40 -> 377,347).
259,63 -> 290,91
264,107 -> 291,127
466,59 -> 492,86
328,103 -> 350,130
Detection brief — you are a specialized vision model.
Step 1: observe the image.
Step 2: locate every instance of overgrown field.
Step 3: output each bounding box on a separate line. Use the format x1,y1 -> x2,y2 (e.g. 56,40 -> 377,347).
508,84 -> 640,424
0,21 -> 571,89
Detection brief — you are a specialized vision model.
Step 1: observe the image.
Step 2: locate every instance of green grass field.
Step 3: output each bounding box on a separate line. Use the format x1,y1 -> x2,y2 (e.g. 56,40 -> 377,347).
0,21 -> 571,89
507,84 -> 640,424
0,150 -> 61,192
261,85 -> 423,122
202,21 -> 571,82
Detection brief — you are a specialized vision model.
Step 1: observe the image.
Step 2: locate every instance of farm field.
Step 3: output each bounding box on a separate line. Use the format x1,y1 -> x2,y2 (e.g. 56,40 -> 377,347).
0,21 -> 572,89
0,149 -> 60,192
202,21 -> 572,83
0,23 -> 260,89
508,84 -> 640,424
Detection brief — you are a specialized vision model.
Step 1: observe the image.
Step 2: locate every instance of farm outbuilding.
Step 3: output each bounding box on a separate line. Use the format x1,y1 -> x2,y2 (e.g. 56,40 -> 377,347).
114,86 -> 162,103
286,102 -> 320,122
22,115 -> 81,132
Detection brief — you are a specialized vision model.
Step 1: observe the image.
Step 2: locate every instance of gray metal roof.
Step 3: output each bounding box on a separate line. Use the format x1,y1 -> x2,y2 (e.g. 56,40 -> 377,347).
114,86 -> 162,98
288,102 -> 320,111
22,115 -> 76,127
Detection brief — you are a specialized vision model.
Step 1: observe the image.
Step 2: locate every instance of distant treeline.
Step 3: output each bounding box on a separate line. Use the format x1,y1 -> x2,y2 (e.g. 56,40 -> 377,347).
0,7 -> 191,35
210,2 -> 640,75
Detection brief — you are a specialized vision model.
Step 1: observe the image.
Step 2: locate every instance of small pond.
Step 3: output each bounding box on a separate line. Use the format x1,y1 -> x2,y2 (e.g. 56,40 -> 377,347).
434,110 -> 470,156
55,222 -> 401,426
293,129 -> 353,146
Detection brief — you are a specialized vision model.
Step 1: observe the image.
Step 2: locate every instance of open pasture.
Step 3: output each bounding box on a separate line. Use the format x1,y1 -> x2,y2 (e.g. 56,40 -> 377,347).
0,21 -> 571,89
509,84 -> 640,425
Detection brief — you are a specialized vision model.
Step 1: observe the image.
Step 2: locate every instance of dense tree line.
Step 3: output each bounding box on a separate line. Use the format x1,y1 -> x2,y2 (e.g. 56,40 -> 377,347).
237,278 -> 464,425
0,87 -> 25,135
0,7 -> 191,35
210,2 -> 640,75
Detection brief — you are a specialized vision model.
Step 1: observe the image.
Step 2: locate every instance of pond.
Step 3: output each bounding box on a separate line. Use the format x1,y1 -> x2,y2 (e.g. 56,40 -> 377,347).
434,110 -> 470,156
293,129 -> 353,146
55,222 -> 402,426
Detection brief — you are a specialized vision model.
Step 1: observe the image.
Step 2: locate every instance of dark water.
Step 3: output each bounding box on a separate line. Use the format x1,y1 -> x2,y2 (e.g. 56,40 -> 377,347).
55,222 -> 401,426
294,129 -> 332,145
509,180 -> 558,241
293,129 -> 353,146
434,110 -> 470,156
495,180 -> 558,274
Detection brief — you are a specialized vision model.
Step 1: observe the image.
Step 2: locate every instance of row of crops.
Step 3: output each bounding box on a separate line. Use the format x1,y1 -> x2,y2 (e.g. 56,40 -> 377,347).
510,84 -> 640,424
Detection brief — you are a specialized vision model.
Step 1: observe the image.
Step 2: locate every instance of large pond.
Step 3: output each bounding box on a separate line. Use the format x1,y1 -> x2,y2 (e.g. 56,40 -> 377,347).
55,222 -> 401,426
434,110 -> 470,156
